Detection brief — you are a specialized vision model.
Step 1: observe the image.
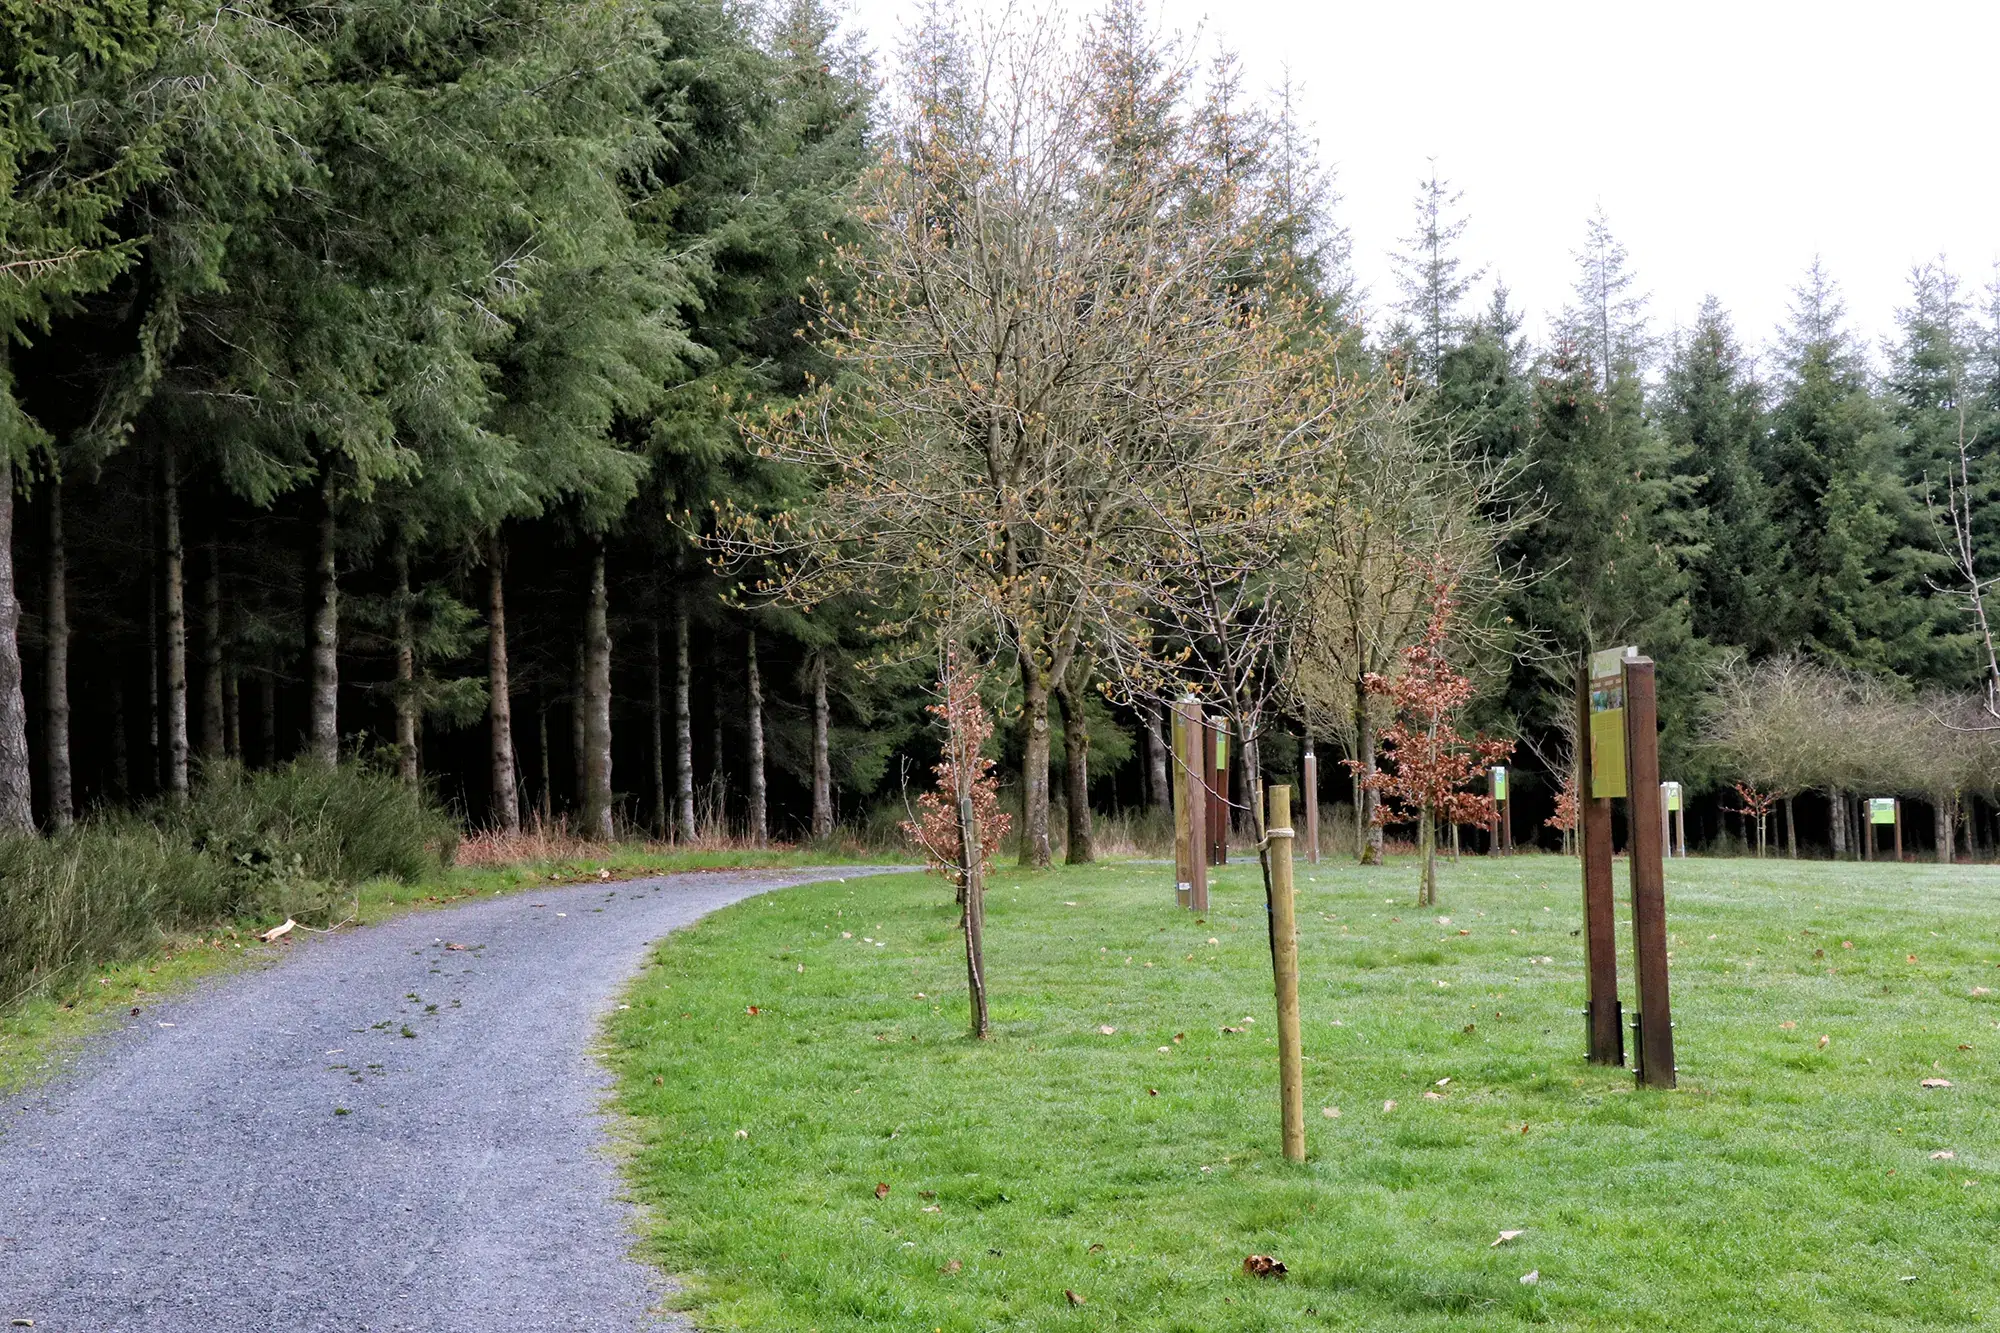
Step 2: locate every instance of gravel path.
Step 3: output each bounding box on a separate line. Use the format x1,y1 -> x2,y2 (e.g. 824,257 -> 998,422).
0,866 -> 904,1332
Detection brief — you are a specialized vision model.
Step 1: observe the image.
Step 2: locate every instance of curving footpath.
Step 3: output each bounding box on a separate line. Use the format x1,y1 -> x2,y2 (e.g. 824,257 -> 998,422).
0,866 -> 904,1332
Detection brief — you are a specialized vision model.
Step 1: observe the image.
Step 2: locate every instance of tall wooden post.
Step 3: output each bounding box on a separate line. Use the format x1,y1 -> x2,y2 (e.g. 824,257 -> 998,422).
1675,803 -> 1686,860
1578,658 -> 1623,1065
1267,784 -> 1305,1162
1302,750 -> 1320,865
1624,658 -> 1675,1089
1861,798 -> 1873,861
1893,798 -> 1904,861
1207,715 -> 1230,866
1171,697 -> 1207,910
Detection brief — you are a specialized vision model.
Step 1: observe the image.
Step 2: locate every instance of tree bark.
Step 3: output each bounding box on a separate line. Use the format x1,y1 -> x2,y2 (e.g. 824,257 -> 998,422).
0,447 -> 36,830
224,663 -> 240,761
1784,795 -> 1797,858
674,594 -> 695,841
1937,795 -> 1956,865
1356,694 -> 1382,864
537,691 -> 552,827
392,543 -> 418,787
147,540 -> 161,789
1017,653 -> 1052,867
1828,788 -> 1847,857
1055,672 -> 1093,864
811,651 -> 833,840
162,452 -> 189,798
110,676 -> 129,797
200,540 -> 224,760
44,478 -> 71,827
649,616 -> 666,839
958,783 -> 989,1039
572,639 -> 587,817
581,539 -> 614,841
306,472 -> 338,768
746,628 -> 767,848
486,536 -> 518,831
1146,703 -> 1171,817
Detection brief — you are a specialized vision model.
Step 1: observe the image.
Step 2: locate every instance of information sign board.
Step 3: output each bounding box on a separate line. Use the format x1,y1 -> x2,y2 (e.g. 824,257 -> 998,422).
1662,780 -> 1683,812
1491,766 -> 1508,801
1588,647 -> 1636,799
1869,797 -> 1897,825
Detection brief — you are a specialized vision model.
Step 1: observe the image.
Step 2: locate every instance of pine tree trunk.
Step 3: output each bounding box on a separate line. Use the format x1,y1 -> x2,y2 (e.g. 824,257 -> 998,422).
1056,674 -> 1093,865
746,628 -> 767,848
649,617 -> 666,839
1017,653 -> 1052,867
162,453 -> 190,799
573,641 -> 587,818
537,694 -> 552,827
811,651 -> 832,840
200,541 -> 224,760
1357,695 -> 1382,865
1146,703 -> 1171,817
710,652 -> 726,834
674,594 -> 695,841
1937,796 -> 1955,865
1418,804 -> 1437,906
44,478 -> 71,828
486,536 -> 519,831
306,473 -> 338,768
1784,795 -> 1796,858
147,547 -> 161,789
392,544 -> 418,787
224,664 -> 240,760
581,539 -> 614,841
0,447 -> 29,832
1828,788 -> 1847,857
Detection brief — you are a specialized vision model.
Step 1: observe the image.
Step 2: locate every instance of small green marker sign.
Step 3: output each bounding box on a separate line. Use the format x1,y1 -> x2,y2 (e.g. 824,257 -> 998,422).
1491,766 -> 1507,801
1662,781 -> 1683,812
1870,797 -> 1896,825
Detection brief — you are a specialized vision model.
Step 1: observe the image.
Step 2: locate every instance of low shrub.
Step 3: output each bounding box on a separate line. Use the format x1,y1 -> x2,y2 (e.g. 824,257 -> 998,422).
0,760 -> 456,1010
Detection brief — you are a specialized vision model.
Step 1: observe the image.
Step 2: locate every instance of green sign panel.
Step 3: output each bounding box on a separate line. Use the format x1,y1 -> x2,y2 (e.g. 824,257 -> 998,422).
1662,781 -> 1683,812
1213,728 -> 1229,771
1491,766 -> 1507,801
1587,647 -> 1635,799
1870,797 -> 1897,825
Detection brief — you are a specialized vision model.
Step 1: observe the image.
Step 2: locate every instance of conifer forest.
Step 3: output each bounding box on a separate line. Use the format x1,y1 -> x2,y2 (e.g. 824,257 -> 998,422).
7,0 -> 2000,865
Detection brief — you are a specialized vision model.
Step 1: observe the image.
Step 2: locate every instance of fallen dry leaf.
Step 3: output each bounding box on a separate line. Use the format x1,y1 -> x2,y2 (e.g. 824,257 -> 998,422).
746,1006 -> 761,1015
1242,1254 -> 1288,1278
1960,1043 -> 1974,1051
1065,1289 -> 1086,1306
1221,1025 -> 1244,1034
940,1259 -> 962,1273
1520,1269 -> 1540,1285
1921,1078 -> 1954,1089
444,942 -> 469,952
1818,1035 -> 1830,1049
1436,1077 -> 1452,1087
1973,987 -> 1993,996
258,919 -> 295,943
875,1182 -> 891,1199
1322,1106 -> 1340,1118
1491,1230 -> 1525,1247
1780,1021 -> 1797,1030
1932,1150 -> 1957,1160
1147,1088 -> 1159,1096
1908,954 -> 1919,964
1383,1099 -> 1397,1112
1098,1025 -> 1117,1035
922,1205 -> 942,1214
1842,940 -> 1854,949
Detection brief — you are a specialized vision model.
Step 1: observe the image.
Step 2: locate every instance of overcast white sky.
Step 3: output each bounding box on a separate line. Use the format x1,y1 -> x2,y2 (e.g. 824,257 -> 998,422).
833,0 -> 2000,368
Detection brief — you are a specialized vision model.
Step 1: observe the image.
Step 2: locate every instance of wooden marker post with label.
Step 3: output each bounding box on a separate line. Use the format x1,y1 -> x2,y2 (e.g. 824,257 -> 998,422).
1207,717 -> 1230,866
1266,783 -> 1305,1162
1623,658 -> 1675,1089
1303,750 -> 1320,865
1578,651 -> 1625,1065
1171,697 -> 1208,910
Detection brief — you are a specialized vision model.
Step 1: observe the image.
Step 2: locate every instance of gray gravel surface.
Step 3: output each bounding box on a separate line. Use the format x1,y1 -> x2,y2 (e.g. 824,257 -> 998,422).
0,866 -> 904,1332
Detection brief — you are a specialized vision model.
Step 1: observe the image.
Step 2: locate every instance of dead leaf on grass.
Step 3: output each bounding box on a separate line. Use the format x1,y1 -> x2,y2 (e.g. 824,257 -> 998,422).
1098,1025 -> 1117,1035
259,919 -> 295,942
875,1182 -> 891,1199
1242,1255 -> 1287,1278
940,1259 -> 962,1273
1780,1021 -> 1797,1030
1921,1079 -> 1954,1089
1065,1289 -> 1086,1306
1491,1230 -> 1525,1247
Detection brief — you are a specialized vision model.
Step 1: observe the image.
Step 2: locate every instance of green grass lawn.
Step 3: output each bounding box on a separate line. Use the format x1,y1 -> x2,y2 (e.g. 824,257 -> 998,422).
606,852 -> 2000,1331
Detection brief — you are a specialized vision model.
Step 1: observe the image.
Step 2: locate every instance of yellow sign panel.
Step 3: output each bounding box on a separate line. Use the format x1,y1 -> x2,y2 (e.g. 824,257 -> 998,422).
1588,647 -> 1635,799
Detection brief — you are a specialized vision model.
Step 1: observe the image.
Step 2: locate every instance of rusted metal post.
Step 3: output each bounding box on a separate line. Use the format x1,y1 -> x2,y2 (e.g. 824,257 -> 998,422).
1624,658 -> 1675,1089
1578,657 -> 1622,1065
1302,750 -> 1320,865
1267,784 -> 1304,1162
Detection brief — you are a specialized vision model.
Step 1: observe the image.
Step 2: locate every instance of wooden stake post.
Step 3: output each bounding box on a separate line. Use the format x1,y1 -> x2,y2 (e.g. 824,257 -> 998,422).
1302,750 -> 1320,865
1577,655 -> 1623,1066
1171,698 -> 1208,911
1207,716 -> 1230,866
1623,659 -> 1675,1089
1266,784 -> 1305,1162
1489,765 -> 1511,855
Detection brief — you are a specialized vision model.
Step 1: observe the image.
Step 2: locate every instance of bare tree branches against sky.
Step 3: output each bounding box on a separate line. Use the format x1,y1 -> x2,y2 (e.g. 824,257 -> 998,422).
839,0 -> 2000,357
